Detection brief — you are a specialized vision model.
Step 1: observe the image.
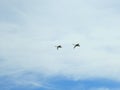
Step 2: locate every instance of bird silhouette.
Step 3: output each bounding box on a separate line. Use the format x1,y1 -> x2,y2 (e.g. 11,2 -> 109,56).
73,43 -> 80,49
55,45 -> 62,50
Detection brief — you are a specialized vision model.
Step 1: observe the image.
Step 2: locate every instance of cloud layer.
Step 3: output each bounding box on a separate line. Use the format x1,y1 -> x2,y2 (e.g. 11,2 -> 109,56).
0,0 -> 120,84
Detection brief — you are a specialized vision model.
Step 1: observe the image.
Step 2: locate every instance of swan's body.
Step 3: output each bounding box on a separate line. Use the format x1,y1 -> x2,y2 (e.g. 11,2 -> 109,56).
73,43 -> 80,48
55,45 -> 62,50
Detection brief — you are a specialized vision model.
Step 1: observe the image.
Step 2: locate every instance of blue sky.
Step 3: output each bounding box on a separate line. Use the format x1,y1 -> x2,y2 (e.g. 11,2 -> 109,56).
0,0 -> 120,90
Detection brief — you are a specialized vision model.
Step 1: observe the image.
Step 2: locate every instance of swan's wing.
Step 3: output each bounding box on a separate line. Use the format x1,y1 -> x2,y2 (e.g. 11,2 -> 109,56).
57,46 -> 59,50
73,45 -> 77,48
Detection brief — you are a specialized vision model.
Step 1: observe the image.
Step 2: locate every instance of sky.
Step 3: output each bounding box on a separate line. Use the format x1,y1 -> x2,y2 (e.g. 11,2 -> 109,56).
0,0 -> 120,90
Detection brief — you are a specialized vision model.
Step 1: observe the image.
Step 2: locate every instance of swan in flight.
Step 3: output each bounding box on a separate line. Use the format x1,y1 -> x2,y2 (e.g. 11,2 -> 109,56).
73,43 -> 80,48
55,45 -> 62,50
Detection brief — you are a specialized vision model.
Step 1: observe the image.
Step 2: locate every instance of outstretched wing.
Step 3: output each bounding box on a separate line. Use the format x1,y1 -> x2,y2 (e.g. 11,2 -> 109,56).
57,46 -> 59,50
73,45 -> 77,48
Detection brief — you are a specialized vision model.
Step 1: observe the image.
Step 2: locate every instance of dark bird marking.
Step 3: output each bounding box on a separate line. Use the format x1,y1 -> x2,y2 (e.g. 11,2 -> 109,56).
55,45 -> 62,50
73,43 -> 80,49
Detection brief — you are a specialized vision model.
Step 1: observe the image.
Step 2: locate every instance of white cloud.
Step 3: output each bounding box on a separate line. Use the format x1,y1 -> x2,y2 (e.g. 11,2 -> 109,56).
90,87 -> 120,90
90,87 -> 110,90
0,0 -> 120,82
